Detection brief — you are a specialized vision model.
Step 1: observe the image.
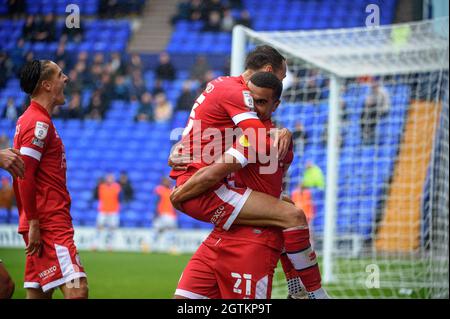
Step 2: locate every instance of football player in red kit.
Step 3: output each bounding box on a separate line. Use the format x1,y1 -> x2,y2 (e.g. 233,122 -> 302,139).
13,60 -> 88,299
172,72 -> 327,299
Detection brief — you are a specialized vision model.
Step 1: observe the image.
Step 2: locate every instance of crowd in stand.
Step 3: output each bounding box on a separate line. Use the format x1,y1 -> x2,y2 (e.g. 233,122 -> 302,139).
171,0 -> 252,32
1,42 -> 221,124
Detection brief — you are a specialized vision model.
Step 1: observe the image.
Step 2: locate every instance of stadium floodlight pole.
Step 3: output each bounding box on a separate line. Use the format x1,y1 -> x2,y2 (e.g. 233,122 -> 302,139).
231,24 -> 247,76
323,74 -> 342,284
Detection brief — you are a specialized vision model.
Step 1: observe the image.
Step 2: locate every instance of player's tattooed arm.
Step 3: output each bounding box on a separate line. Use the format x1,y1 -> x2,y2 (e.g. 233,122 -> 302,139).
170,153 -> 242,210
0,148 -> 25,178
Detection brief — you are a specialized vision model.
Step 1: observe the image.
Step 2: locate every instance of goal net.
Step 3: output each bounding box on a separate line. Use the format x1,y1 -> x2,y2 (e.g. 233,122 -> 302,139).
231,17 -> 449,298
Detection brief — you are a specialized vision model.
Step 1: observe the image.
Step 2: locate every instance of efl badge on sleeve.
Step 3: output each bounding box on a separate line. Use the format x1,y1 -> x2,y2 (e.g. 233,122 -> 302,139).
242,90 -> 254,110
34,121 -> 49,140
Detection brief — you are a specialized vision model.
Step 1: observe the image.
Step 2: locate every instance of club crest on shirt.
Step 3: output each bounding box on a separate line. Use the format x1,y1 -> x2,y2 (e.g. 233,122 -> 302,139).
242,90 -> 254,110
34,121 -> 49,140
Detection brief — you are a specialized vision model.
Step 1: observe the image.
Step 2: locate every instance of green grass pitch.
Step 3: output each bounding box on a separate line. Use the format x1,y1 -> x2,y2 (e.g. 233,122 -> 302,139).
1,248 -> 193,299
0,248 -> 430,298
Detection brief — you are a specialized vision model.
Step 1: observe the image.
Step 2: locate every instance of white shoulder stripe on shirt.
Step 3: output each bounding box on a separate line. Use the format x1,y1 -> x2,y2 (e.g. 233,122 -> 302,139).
225,147 -> 248,167
20,147 -> 42,161
232,112 -> 259,125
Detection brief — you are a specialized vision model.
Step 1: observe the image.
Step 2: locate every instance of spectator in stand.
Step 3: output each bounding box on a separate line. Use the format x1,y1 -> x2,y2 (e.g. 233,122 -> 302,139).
7,0 -> 26,18
127,53 -> 143,75
129,71 -> 147,101
152,79 -> 165,96
64,92 -> 84,120
66,70 -> 82,95
228,0 -> 243,9
0,176 -> 15,219
235,9 -> 253,28
293,121 -> 308,157
153,177 -> 177,234
202,11 -> 222,32
176,80 -> 197,111
94,173 -> 122,250
113,75 -> 130,101
302,161 -> 325,190
221,7 -> 235,32
189,0 -> 205,22
135,92 -> 153,122
22,15 -> 35,41
155,52 -> 176,81
0,53 -> 13,89
109,52 -> 126,76
61,17 -> 84,43
204,0 -> 224,18
86,90 -> 106,120
55,41 -> 69,67
119,171 -> 134,203
361,81 -> 391,145
199,70 -> 215,92
171,0 -> 192,25
153,92 -> 173,123
189,55 -> 210,83
99,0 -> 120,18
10,38 -> 25,76
2,97 -> 21,121
35,13 -> 56,42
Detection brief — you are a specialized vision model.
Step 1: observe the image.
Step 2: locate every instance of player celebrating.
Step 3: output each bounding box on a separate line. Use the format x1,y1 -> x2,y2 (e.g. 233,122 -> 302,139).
13,60 -> 88,299
170,46 -> 328,298
173,72 -> 297,299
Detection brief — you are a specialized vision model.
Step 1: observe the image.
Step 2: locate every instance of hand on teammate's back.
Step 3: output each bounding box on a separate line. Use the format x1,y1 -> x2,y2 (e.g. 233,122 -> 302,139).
168,142 -> 191,171
0,148 -> 25,178
272,128 -> 292,160
169,187 -> 183,211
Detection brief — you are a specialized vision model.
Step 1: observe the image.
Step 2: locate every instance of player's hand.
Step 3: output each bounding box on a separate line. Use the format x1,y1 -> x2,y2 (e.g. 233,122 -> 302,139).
170,187 -> 183,211
26,219 -> 42,257
281,195 -> 295,205
0,148 -> 25,178
168,143 -> 191,171
272,128 -> 292,160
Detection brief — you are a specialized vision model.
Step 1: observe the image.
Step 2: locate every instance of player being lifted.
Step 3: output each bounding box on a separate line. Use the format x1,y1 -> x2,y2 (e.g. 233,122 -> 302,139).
13,60 -> 88,299
169,46 -> 328,298
173,72 -> 299,299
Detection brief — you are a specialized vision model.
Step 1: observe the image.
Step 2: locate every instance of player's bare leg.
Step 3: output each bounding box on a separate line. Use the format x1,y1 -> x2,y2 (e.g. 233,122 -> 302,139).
59,277 -> 89,299
173,294 -> 189,299
234,190 -> 329,298
26,288 -> 54,299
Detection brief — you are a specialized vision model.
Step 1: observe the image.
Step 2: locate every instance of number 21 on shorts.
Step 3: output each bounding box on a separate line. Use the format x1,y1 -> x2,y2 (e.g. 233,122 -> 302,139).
231,272 -> 252,297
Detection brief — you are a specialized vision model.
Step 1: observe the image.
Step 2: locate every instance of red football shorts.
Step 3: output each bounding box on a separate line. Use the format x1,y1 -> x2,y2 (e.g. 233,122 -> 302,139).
175,232 -> 280,299
22,228 -> 86,292
177,174 -> 252,230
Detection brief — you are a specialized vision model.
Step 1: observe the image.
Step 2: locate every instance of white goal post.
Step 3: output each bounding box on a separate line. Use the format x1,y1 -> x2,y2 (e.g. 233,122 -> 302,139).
231,17 -> 449,298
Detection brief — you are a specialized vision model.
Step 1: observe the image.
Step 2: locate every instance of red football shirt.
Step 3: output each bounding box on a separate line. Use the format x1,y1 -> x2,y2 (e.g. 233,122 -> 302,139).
212,119 -> 294,250
13,101 -> 72,233
170,75 -> 273,179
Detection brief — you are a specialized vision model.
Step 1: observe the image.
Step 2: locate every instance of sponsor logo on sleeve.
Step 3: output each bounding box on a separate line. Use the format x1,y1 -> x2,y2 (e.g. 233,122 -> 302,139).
31,137 -> 45,148
34,121 -> 49,140
239,135 -> 250,147
242,90 -> 254,110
